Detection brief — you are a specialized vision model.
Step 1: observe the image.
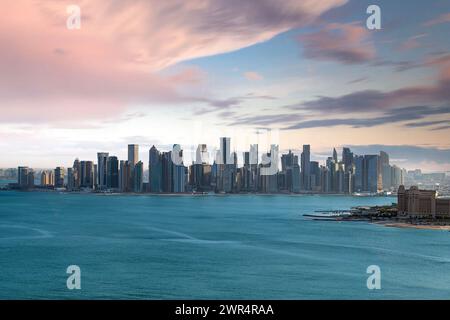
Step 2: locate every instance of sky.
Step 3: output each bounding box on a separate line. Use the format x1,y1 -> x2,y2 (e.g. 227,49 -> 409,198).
1,0 -> 450,171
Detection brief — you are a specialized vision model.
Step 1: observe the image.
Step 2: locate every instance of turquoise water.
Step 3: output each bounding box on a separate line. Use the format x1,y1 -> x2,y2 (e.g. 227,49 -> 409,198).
1,190 -> 450,299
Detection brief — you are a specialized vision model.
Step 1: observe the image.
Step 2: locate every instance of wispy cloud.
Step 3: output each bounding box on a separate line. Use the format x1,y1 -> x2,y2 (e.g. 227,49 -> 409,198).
244,71 -> 264,81
299,22 -> 375,64
423,12 -> 450,27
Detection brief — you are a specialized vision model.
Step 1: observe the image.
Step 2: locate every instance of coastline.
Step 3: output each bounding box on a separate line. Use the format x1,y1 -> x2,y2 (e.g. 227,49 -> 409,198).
372,220 -> 450,231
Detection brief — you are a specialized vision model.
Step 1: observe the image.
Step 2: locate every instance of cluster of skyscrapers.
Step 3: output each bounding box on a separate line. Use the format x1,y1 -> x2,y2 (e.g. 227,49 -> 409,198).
15,138 -> 405,194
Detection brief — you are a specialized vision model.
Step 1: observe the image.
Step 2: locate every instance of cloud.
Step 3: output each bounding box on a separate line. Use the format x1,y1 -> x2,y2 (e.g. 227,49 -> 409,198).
0,0 -> 347,124
299,22 -> 375,64
398,34 -> 428,51
283,106 -> 450,130
244,71 -> 263,81
404,120 -> 450,128
288,56 -> 450,114
423,12 -> 450,27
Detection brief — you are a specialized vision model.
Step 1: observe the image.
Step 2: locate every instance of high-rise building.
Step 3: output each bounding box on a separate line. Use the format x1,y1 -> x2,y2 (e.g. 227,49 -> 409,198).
67,168 -> 74,191
133,161 -> 144,192
149,145 -> 162,192
342,147 -> 354,172
379,151 -> 391,191
18,166 -> 29,188
54,167 -> 65,188
72,159 -> 81,189
97,152 -> 109,190
333,148 -> 338,163
41,171 -> 50,187
106,156 -> 119,189
354,155 -> 364,192
119,160 -> 132,192
128,144 -> 139,166
27,170 -> 35,189
80,161 -> 94,188
173,164 -> 186,193
364,155 -> 381,193
161,151 -> 173,192
301,145 -> 311,191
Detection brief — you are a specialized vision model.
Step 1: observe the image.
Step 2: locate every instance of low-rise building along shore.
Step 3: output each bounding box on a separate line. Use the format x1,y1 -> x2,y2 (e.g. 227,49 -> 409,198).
398,185 -> 450,219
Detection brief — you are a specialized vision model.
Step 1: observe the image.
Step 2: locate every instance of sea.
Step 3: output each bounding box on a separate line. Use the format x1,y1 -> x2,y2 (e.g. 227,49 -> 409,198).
1,188 -> 450,299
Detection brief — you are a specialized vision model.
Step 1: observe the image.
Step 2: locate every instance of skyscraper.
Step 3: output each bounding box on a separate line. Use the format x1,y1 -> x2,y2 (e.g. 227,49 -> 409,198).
54,167 -> 65,188
128,144 -> 139,166
119,160 -> 131,192
173,163 -> 186,193
161,151 -> 173,192
342,147 -> 354,172
133,161 -> 144,192
380,151 -> 391,191
364,155 -> 381,193
301,145 -> 311,191
149,145 -> 162,192
354,155 -> 364,192
106,156 -> 119,189
97,152 -> 109,190
18,166 -> 29,188
67,168 -> 74,191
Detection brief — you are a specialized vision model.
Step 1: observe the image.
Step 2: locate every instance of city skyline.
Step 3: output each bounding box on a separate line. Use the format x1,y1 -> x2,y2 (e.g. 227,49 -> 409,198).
6,138 -> 419,196
1,0 -> 450,171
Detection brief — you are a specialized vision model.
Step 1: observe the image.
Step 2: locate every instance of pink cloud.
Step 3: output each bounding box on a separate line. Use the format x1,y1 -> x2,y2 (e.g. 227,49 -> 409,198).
244,71 -> 263,81
0,0 -> 347,124
299,22 -> 375,64
423,12 -> 450,27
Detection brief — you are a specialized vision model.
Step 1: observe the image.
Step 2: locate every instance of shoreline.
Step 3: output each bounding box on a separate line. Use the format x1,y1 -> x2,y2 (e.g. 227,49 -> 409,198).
372,220 -> 450,231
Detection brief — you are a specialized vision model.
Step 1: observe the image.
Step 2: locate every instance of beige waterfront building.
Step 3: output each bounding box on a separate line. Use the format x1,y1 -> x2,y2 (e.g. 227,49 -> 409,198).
398,185 -> 450,219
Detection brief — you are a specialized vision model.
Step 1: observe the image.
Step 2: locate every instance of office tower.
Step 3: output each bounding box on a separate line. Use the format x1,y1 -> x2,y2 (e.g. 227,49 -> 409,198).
391,165 -> 403,189
190,163 -> 203,191
40,171 -> 49,186
173,163 -> 186,193
259,150 -> 278,193
161,151 -> 173,192
326,156 -> 340,193
281,150 -> 300,193
196,144 -> 209,165
344,164 -> 355,194
379,151 -> 391,191
364,155 -> 380,193
333,148 -> 338,163
26,170 -> 35,189
242,145 -> 259,192
128,144 -> 139,166
93,164 -> 98,189
301,145 -> 311,191
119,160 -> 131,192
18,166 -> 29,188
80,161 -> 94,188
54,167 -> 65,188
106,156 -> 119,189
219,137 -> 232,165
336,163 -> 345,193
281,150 -> 297,171
133,161 -> 144,192
320,166 -> 330,193
310,161 -> 321,192
97,152 -> 109,190
149,146 -> 162,192
72,159 -> 81,189
342,147 -> 354,172
354,155 -> 364,192
67,168 -> 74,191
